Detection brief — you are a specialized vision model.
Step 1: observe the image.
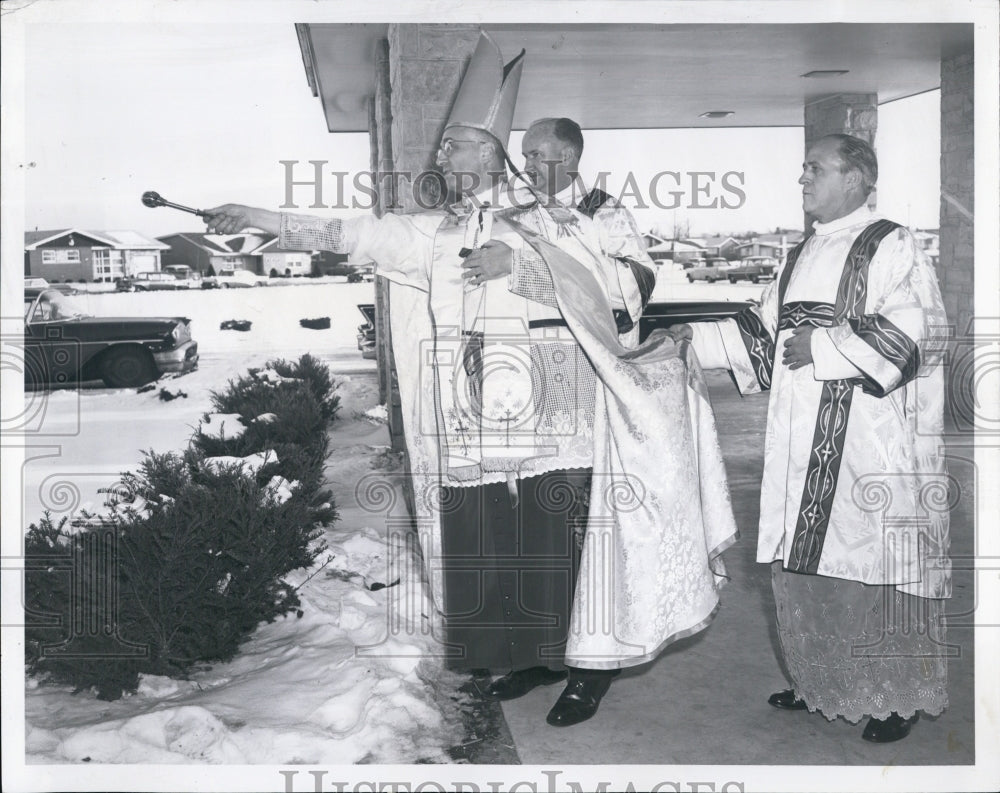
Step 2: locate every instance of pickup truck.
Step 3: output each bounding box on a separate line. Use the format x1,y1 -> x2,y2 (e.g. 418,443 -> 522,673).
686,258 -> 734,283
726,256 -> 778,284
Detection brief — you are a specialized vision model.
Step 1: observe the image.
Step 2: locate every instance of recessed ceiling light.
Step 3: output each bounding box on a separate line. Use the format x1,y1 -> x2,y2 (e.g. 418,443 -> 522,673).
801,70 -> 850,78
699,111 -> 735,119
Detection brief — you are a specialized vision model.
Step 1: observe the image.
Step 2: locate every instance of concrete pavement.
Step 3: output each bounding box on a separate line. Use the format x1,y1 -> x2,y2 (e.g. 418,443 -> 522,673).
496,370 -> 976,766
330,368 -> 975,766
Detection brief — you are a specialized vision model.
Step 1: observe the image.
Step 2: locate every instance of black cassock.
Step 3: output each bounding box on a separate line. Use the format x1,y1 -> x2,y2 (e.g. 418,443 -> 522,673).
439,469 -> 590,672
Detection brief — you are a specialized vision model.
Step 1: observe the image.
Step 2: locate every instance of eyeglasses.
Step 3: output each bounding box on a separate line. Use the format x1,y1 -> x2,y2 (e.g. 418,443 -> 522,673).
438,138 -> 481,156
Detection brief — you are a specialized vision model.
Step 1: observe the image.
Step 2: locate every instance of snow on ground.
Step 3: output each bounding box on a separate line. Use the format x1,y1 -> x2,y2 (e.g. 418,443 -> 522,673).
22,281 -> 376,524
25,483 -> 467,763
22,280 -> 471,765
21,270 -> 758,765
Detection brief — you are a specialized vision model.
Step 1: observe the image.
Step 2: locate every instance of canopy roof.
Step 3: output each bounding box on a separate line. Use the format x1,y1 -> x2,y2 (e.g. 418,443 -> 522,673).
297,23 -> 972,133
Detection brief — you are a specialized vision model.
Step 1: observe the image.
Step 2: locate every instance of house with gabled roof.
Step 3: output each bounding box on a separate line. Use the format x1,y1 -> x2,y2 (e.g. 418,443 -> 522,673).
736,230 -> 805,260
156,232 -> 275,276
692,235 -> 741,258
254,238 -> 315,277
24,229 -> 169,283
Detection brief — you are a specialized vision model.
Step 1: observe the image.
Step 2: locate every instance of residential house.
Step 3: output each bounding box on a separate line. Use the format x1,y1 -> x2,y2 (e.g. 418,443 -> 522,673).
691,235 -> 741,259
736,230 -> 804,260
312,250 -> 352,276
24,229 -> 169,283
643,232 -> 667,250
157,232 -> 274,276
645,237 -> 707,263
255,238 -> 314,277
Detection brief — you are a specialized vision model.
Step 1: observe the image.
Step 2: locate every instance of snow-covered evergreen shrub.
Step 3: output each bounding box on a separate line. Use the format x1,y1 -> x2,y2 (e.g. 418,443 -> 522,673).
24,355 -> 340,700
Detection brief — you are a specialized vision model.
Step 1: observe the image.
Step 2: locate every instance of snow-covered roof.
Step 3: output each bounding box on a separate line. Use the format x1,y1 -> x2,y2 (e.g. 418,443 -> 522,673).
647,239 -> 706,254
25,228 -> 168,251
698,235 -> 740,247
157,232 -> 277,255
252,238 -> 314,254
99,230 -> 170,249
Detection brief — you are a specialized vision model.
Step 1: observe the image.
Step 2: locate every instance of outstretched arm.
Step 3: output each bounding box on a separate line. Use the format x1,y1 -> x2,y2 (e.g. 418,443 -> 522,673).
203,205 -> 280,236
201,204 -> 433,290
670,274 -> 782,394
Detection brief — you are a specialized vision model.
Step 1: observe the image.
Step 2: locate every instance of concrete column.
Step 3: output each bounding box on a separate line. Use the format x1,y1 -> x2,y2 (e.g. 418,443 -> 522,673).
803,93 -> 878,228
938,49 -> 974,412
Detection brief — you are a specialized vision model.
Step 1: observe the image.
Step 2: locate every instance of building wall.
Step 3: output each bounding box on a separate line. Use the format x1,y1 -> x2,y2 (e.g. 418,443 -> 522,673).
373,25 -> 479,453
938,49 -> 975,414
28,248 -> 93,282
387,24 -> 480,212
159,236 -> 214,275
262,251 -> 310,275
27,243 -> 160,282
803,93 -> 879,228
938,51 -> 974,338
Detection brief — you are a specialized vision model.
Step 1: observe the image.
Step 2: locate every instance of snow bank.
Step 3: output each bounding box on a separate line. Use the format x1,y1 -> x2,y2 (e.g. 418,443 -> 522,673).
25,376 -> 463,765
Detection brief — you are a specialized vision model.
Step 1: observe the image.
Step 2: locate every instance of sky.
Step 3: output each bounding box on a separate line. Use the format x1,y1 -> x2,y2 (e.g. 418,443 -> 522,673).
21,23 -> 940,242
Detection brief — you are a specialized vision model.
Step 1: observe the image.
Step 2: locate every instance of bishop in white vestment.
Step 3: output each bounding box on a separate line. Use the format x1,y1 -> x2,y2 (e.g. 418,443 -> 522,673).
202,33 -> 738,730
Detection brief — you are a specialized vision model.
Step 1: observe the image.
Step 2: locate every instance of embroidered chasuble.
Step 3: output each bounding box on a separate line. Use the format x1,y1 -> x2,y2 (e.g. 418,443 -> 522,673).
281,195 -> 738,668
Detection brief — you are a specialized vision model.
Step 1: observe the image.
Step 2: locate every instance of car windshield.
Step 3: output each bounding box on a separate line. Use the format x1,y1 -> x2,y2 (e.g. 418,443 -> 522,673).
26,291 -> 90,322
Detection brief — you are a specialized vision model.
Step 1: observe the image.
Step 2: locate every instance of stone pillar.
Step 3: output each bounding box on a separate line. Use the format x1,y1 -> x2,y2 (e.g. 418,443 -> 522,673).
803,93 -> 879,228
371,39 -> 395,415
370,25 -> 479,453
387,24 -> 481,211
938,49 -> 974,413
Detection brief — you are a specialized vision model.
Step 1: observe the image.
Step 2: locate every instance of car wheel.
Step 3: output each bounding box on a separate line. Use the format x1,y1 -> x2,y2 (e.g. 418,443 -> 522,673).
686,275 -> 694,283
728,276 -> 737,284
751,276 -> 760,284
99,347 -> 157,388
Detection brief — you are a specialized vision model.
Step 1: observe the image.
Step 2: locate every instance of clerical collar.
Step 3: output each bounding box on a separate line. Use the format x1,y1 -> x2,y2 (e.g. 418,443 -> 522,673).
812,204 -> 877,236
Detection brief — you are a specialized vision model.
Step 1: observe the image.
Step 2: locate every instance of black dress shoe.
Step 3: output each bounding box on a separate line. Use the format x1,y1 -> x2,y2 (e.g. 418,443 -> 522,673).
862,712 -> 919,743
546,671 -> 619,727
768,689 -> 808,710
483,667 -> 567,701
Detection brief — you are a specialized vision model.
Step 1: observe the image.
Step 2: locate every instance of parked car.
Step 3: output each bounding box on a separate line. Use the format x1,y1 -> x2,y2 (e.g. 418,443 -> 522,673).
163,264 -> 203,289
23,287 -> 199,389
639,299 -> 753,340
26,277 -> 79,295
117,271 -> 183,292
353,300 -> 753,360
348,263 -> 375,283
686,257 -> 735,283
47,283 -> 83,296
202,266 -> 268,289
726,256 -> 778,284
